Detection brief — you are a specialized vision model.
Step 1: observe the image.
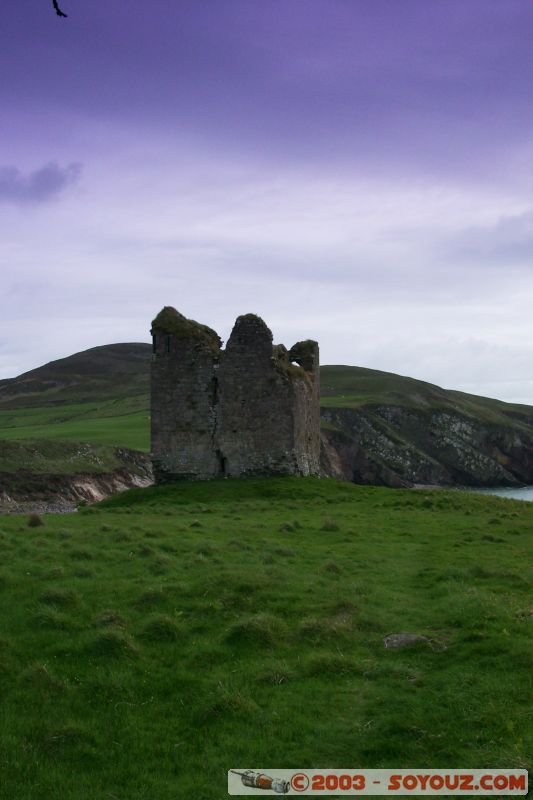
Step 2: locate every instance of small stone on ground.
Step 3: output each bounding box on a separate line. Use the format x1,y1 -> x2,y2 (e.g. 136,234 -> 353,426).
383,632 -> 429,649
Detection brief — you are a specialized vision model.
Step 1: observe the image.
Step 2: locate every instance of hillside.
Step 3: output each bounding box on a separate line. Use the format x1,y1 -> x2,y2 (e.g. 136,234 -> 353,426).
321,364 -> 533,423
2,345 -> 533,497
0,343 -> 151,408
0,345 -> 153,509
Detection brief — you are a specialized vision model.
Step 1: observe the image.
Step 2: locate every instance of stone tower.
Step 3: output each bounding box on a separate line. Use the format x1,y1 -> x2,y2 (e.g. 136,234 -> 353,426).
150,307 -> 320,482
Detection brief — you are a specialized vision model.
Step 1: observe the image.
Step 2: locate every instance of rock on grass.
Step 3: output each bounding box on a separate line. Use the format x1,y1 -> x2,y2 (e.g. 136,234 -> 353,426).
383,632 -> 429,649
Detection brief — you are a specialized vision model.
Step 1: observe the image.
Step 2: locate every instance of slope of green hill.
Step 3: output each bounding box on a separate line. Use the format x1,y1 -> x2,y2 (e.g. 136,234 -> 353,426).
320,365 -> 533,426
0,345 -> 153,505
0,345 -> 151,482
0,343 -> 151,408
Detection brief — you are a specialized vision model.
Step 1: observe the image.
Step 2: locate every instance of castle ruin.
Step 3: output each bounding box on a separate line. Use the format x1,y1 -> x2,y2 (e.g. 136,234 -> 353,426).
150,307 -> 320,482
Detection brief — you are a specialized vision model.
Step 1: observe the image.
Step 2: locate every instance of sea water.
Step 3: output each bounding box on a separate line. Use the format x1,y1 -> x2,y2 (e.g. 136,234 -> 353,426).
468,485 -> 533,502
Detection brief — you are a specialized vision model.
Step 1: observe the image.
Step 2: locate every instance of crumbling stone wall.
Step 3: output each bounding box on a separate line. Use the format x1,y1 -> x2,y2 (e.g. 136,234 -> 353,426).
151,307 -> 320,482
150,308 -> 221,482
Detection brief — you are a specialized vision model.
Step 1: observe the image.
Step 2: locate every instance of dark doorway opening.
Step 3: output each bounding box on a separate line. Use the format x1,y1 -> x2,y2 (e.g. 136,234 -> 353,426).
216,450 -> 227,477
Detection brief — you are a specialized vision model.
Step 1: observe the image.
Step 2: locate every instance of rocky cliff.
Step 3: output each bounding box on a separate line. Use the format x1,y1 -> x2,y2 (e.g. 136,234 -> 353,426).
320,403 -> 533,488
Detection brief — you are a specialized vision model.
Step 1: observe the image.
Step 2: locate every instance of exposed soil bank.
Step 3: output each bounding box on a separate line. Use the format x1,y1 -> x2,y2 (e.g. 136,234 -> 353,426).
0,451 -> 153,513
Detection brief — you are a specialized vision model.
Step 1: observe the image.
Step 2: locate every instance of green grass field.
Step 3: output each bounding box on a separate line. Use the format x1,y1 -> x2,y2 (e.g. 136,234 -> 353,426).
0,396 -> 150,454
0,478 -> 531,799
0,409 -> 150,452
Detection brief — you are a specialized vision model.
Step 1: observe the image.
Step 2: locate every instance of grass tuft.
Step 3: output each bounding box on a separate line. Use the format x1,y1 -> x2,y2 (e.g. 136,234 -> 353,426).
38,587 -> 80,608
87,629 -> 138,658
254,661 -> 296,685
140,614 -> 182,642
35,723 -> 96,759
19,662 -> 66,693
69,548 -> 93,561
92,609 -> 128,628
199,690 -> 260,723
303,653 -> 362,677
322,560 -> 343,574
31,606 -> 77,631
135,587 -> 166,608
298,615 -> 352,642
225,613 -> 287,646
321,516 -> 340,531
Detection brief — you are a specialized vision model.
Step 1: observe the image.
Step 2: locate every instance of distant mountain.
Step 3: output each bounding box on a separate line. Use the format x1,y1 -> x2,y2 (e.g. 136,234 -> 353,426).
2,344 -> 533,489
0,343 -> 151,407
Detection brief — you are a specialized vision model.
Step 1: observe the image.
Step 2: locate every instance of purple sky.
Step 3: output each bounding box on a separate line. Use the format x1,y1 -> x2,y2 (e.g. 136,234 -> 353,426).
2,1 -> 533,402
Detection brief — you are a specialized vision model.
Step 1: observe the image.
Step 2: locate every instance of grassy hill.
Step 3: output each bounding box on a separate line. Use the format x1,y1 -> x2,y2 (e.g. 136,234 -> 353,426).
0,343 -> 151,407
321,365 -> 533,427
2,345 -> 533,487
0,345 -> 151,474
2,345 -> 533,455
0,477 -> 530,798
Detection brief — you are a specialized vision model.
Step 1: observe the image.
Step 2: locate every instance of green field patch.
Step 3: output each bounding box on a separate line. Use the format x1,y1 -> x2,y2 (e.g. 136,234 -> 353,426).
0,438 -> 136,474
0,409 -> 150,452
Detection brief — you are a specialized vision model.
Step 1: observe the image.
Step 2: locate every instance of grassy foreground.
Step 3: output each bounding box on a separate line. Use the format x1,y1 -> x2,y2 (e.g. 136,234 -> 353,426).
0,477 -> 531,799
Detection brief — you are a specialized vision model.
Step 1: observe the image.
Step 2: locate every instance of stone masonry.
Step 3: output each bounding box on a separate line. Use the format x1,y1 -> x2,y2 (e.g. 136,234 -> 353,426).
150,307 -> 320,482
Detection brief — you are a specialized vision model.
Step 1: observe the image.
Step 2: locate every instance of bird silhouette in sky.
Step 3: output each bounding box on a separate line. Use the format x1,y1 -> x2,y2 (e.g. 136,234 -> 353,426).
52,0 -> 68,17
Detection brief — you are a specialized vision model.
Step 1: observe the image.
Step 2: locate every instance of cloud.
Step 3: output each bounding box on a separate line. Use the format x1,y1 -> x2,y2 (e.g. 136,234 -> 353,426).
0,132 -> 532,404
0,162 -> 82,206
445,210 -> 533,267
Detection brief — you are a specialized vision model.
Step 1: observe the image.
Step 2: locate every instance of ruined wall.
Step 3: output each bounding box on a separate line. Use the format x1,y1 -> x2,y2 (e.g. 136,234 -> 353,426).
216,315 -> 320,476
150,307 -> 320,481
150,308 -> 222,482
287,339 -> 321,476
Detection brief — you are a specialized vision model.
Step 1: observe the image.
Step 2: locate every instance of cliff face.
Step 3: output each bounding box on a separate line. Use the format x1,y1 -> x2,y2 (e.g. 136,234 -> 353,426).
320,405 -> 533,488
0,448 -> 153,513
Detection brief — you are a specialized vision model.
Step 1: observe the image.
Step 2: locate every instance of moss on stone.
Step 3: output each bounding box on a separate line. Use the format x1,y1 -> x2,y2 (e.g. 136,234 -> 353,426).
272,344 -> 288,361
273,341 -> 315,384
232,314 -> 273,339
289,340 -> 318,372
151,307 -> 221,350
274,358 -> 311,384
236,313 -> 267,325
227,314 -> 273,352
